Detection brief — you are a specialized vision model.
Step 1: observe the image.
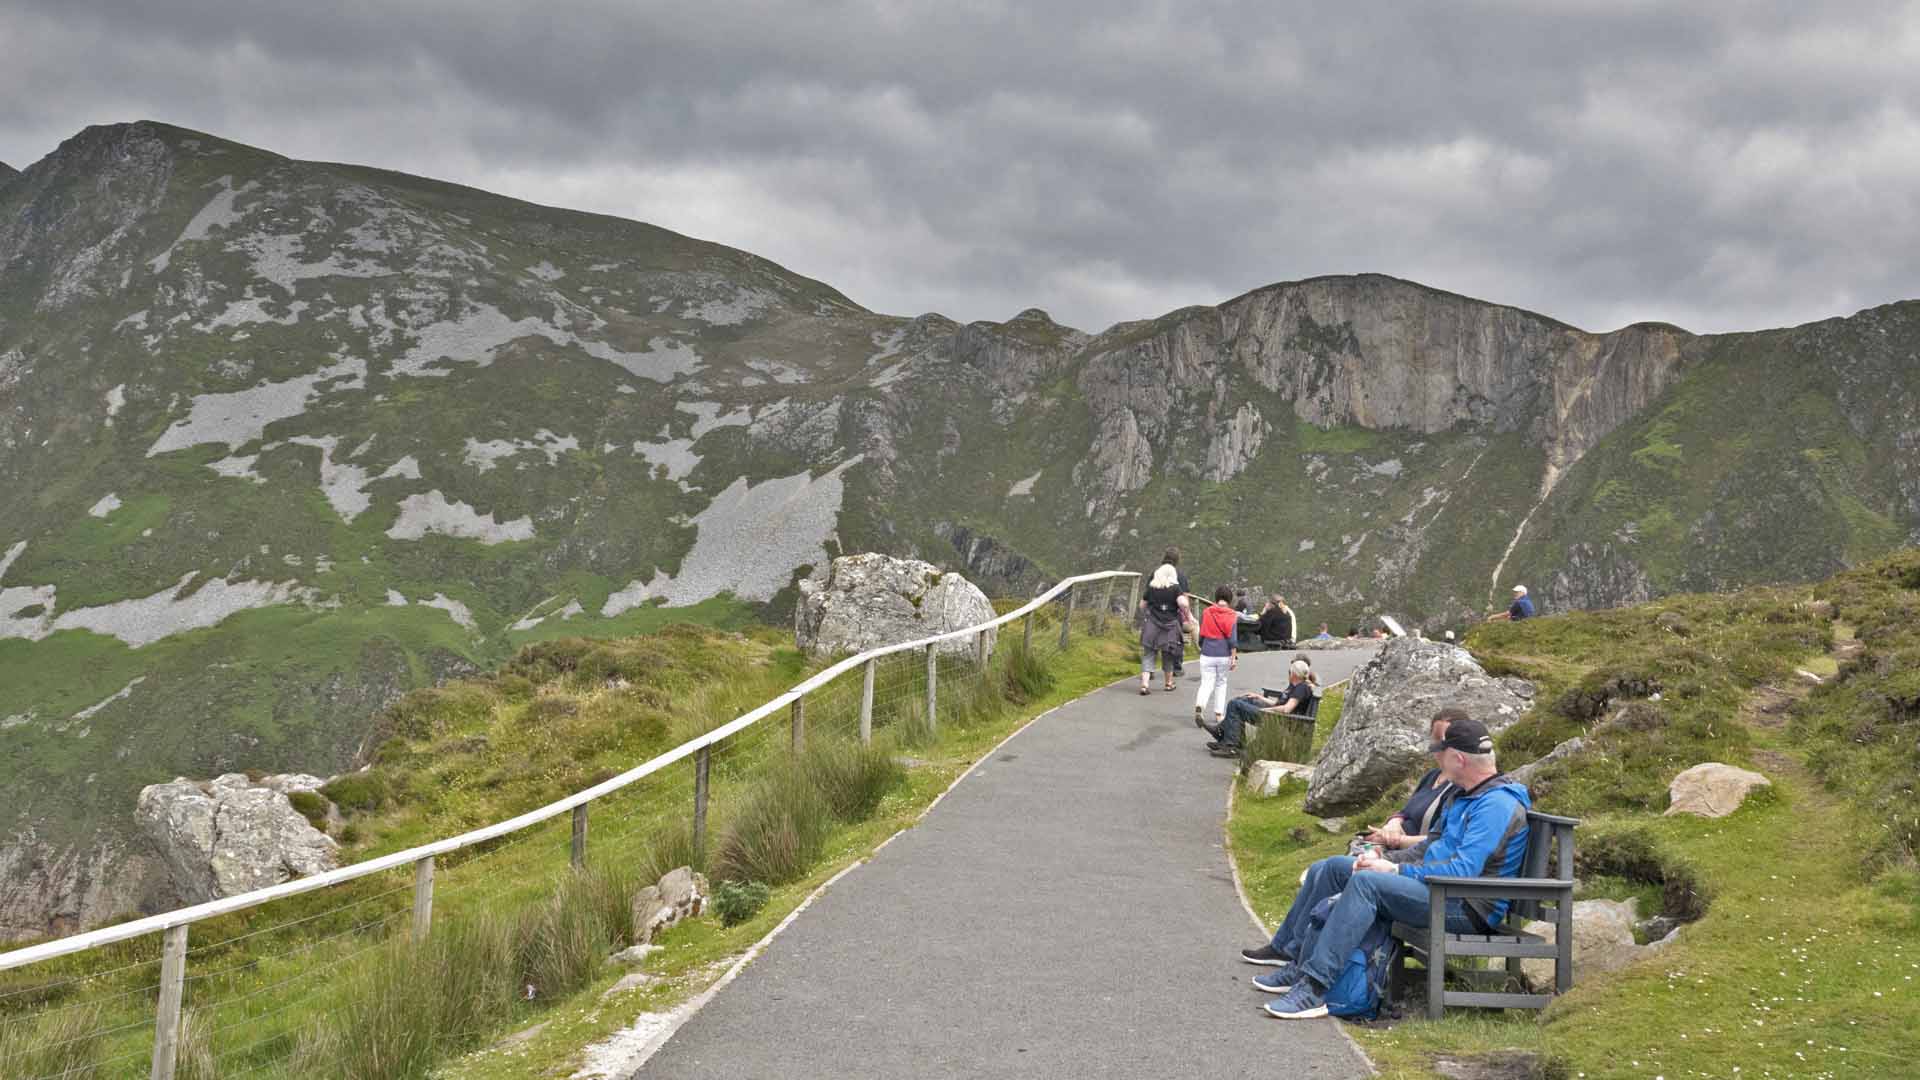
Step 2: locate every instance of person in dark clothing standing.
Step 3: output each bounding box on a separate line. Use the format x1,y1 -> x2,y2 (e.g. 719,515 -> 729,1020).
1137,562 -> 1191,694
1162,547 -> 1192,677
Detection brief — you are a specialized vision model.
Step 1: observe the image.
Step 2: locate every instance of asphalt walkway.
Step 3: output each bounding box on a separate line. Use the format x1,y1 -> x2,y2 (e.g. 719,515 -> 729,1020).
635,646 -> 1380,1079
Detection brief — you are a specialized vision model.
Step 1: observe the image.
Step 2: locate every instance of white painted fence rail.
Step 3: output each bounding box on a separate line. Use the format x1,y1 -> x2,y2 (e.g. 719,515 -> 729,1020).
1,567 -> 1142,1079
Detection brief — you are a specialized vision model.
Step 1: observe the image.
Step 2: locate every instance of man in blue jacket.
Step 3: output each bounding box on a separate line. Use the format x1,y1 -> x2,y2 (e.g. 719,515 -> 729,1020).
1239,716 -> 1532,1020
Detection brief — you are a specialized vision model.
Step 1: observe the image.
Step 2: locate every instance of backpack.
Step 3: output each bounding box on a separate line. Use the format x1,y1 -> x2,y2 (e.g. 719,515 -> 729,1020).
1308,893 -> 1401,1021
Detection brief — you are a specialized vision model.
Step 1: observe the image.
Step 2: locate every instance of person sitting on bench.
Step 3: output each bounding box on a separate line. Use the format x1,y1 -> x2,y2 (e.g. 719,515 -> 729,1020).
1357,709 -> 1464,854
1206,657 -> 1314,756
1236,716 -> 1531,1019
1254,595 -> 1295,648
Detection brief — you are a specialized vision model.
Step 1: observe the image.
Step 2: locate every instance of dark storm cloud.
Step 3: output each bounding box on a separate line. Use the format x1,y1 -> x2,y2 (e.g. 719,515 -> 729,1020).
3,1 -> 1918,334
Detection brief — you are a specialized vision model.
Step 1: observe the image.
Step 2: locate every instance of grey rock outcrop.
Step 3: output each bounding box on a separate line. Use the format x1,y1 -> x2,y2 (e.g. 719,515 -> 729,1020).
135,773 -> 339,904
1509,736 -> 1588,788
1664,763 -> 1771,818
1304,638 -> 1535,815
1520,897 -> 1646,990
631,866 -> 709,944
795,553 -> 996,657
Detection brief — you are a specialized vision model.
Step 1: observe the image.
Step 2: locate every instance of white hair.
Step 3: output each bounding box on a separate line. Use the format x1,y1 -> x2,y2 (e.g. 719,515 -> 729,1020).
1512,585 -> 1528,596
1461,750 -> 1497,770
1149,563 -> 1180,589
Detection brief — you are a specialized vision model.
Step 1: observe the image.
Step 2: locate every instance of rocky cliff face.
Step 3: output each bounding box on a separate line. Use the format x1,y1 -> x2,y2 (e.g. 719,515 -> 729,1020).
5,120 -> 1920,937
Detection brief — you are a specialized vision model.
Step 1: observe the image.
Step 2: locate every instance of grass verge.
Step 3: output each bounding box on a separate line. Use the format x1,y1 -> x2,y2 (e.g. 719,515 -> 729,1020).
1227,560 -> 1920,1079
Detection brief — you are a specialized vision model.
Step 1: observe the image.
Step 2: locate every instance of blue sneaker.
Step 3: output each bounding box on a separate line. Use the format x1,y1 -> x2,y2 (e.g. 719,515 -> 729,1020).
1263,980 -> 1328,1019
1251,965 -> 1304,993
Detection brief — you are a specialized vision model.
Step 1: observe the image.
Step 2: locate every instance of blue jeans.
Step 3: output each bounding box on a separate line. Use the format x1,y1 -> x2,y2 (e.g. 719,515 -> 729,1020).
1217,697 -> 1265,746
1270,856 -> 1482,989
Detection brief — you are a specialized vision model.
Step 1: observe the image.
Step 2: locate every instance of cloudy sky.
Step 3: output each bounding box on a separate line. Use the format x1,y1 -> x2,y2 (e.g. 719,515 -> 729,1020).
4,1 -> 1917,335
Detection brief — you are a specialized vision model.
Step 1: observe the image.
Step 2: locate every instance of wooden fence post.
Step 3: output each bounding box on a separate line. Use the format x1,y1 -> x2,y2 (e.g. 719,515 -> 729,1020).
1022,612 -> 1033,653
791,696 -> 806,751
149,924 -> 187,1080
571,804 -> 588,870
693,747 -> 711,866
974,628 -> 988,669
411,856 -> 434,942
1097,578 -> 1115,633
925,644 -> 938,732
859,659 -> 876,744
1059,585 -> 1075,650
1126,572 -> 1141,618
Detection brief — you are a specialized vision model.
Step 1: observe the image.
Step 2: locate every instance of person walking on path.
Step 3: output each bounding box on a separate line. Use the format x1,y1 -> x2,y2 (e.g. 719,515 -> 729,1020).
1138,562 -> 1191,695
1161,547 -> 1193,678
1488,584 -> 1535,622
1193,586 -> 1239,729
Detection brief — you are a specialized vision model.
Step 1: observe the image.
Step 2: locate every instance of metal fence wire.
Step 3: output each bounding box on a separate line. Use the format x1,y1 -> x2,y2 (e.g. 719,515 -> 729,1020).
0,569 -> 1140,1080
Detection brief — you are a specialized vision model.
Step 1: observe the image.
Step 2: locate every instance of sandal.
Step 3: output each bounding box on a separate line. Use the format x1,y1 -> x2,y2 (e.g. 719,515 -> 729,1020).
1139,686 -> 1151,696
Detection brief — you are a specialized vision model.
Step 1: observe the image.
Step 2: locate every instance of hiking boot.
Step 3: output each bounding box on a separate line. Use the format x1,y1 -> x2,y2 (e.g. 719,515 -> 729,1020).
1252,966 -> 1304,993
1240,944 -> 1289,966
1209,743 -> 1242,758
1203,722 -> 1222,739
1263,980 -> 1328,1019
1194,705 -> 1206,728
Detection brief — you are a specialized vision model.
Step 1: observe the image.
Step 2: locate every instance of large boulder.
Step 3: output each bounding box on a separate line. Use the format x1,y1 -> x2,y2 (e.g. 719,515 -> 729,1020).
1519,898 -> 1646,990
795,553 -> 997,657
135,773 -> 339,904
1304,638 -> 1535,815
1664,763 -> 1770,818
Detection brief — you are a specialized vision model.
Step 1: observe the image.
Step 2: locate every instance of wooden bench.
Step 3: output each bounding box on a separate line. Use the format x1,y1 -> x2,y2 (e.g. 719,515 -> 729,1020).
1389,810 -> 1578,1018
1247,686 -> 1319,763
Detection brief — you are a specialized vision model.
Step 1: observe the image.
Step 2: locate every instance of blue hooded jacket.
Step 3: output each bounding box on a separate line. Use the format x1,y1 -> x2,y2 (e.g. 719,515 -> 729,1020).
1397,773 -> 1533,927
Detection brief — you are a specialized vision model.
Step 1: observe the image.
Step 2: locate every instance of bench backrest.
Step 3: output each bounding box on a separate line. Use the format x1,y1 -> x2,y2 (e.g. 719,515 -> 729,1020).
1510,811 -> 1578,922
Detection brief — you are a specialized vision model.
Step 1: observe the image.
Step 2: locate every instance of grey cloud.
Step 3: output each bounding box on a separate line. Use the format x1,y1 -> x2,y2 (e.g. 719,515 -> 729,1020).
2,1 -> 1917,334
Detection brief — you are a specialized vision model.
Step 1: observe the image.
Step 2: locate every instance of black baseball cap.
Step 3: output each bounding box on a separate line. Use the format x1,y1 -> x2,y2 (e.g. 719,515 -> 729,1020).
1428,717 -> 1494,754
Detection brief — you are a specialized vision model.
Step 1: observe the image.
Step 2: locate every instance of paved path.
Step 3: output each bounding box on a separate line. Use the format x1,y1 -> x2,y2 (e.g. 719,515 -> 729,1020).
635,646 -> 1380,1079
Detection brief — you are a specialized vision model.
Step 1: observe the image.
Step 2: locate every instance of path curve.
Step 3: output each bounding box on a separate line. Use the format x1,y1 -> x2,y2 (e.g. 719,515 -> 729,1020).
631,646 -> 1380,1079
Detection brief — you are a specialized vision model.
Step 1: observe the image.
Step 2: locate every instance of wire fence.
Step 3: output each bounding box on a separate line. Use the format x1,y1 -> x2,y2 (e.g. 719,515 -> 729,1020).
0,569 -> 1141,1080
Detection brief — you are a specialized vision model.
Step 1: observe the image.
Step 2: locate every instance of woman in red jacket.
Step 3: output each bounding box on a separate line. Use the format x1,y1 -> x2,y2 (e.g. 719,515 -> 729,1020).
1194,585 -> 1239,731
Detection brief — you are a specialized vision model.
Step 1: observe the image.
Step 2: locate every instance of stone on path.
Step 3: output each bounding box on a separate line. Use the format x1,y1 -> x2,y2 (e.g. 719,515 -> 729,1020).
795,552 -> 996,657
1246,760 -> 1314,797
1305,638 -> 1535,815
1665,762 -> 1770,818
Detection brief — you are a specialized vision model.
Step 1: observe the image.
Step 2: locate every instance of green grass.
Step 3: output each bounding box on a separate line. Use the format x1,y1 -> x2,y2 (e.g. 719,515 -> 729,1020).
1226,557 -> 1920,1079
0,604 -> 1138,1080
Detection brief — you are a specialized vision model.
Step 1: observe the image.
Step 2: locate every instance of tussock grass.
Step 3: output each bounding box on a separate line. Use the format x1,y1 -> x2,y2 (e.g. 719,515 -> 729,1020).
0,1000 -> 107,1080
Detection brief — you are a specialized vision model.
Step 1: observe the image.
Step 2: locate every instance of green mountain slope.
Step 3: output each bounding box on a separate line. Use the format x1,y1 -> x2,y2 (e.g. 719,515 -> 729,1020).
3,120 -> 1918,937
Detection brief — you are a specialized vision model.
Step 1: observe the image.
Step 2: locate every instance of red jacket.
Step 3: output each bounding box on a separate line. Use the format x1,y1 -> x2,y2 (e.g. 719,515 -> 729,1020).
1199,604 -> 1238,644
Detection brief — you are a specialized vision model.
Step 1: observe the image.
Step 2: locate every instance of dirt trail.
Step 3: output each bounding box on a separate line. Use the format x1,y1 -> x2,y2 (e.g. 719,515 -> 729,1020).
1740,621 -> 1859,798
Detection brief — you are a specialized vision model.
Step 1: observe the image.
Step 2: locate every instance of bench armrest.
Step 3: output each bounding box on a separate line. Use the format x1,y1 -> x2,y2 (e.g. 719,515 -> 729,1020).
1527,811 -> 1582,826
1425,876 -> 1574,902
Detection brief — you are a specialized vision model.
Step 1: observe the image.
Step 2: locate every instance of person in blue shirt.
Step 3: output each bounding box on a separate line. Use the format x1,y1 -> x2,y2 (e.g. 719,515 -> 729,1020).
1237,715 -> 1532,1020
1488,584 -> 1535,622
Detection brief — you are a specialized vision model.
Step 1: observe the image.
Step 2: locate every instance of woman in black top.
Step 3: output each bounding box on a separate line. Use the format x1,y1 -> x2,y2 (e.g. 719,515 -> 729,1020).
1137,562 -> 1191,694
1362,709 -> 1466,851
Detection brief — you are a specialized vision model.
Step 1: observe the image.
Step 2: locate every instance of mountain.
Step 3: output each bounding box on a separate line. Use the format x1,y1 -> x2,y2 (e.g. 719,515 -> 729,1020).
4,120 -> 1918,938
0,161 -> 18,183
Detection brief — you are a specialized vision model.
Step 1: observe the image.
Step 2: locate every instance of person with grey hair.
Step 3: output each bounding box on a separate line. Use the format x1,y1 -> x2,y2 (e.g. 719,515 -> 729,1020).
1136,562 -> 1191,694
1205,656 -> 1315,756
1242,717 -> 1533,1020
